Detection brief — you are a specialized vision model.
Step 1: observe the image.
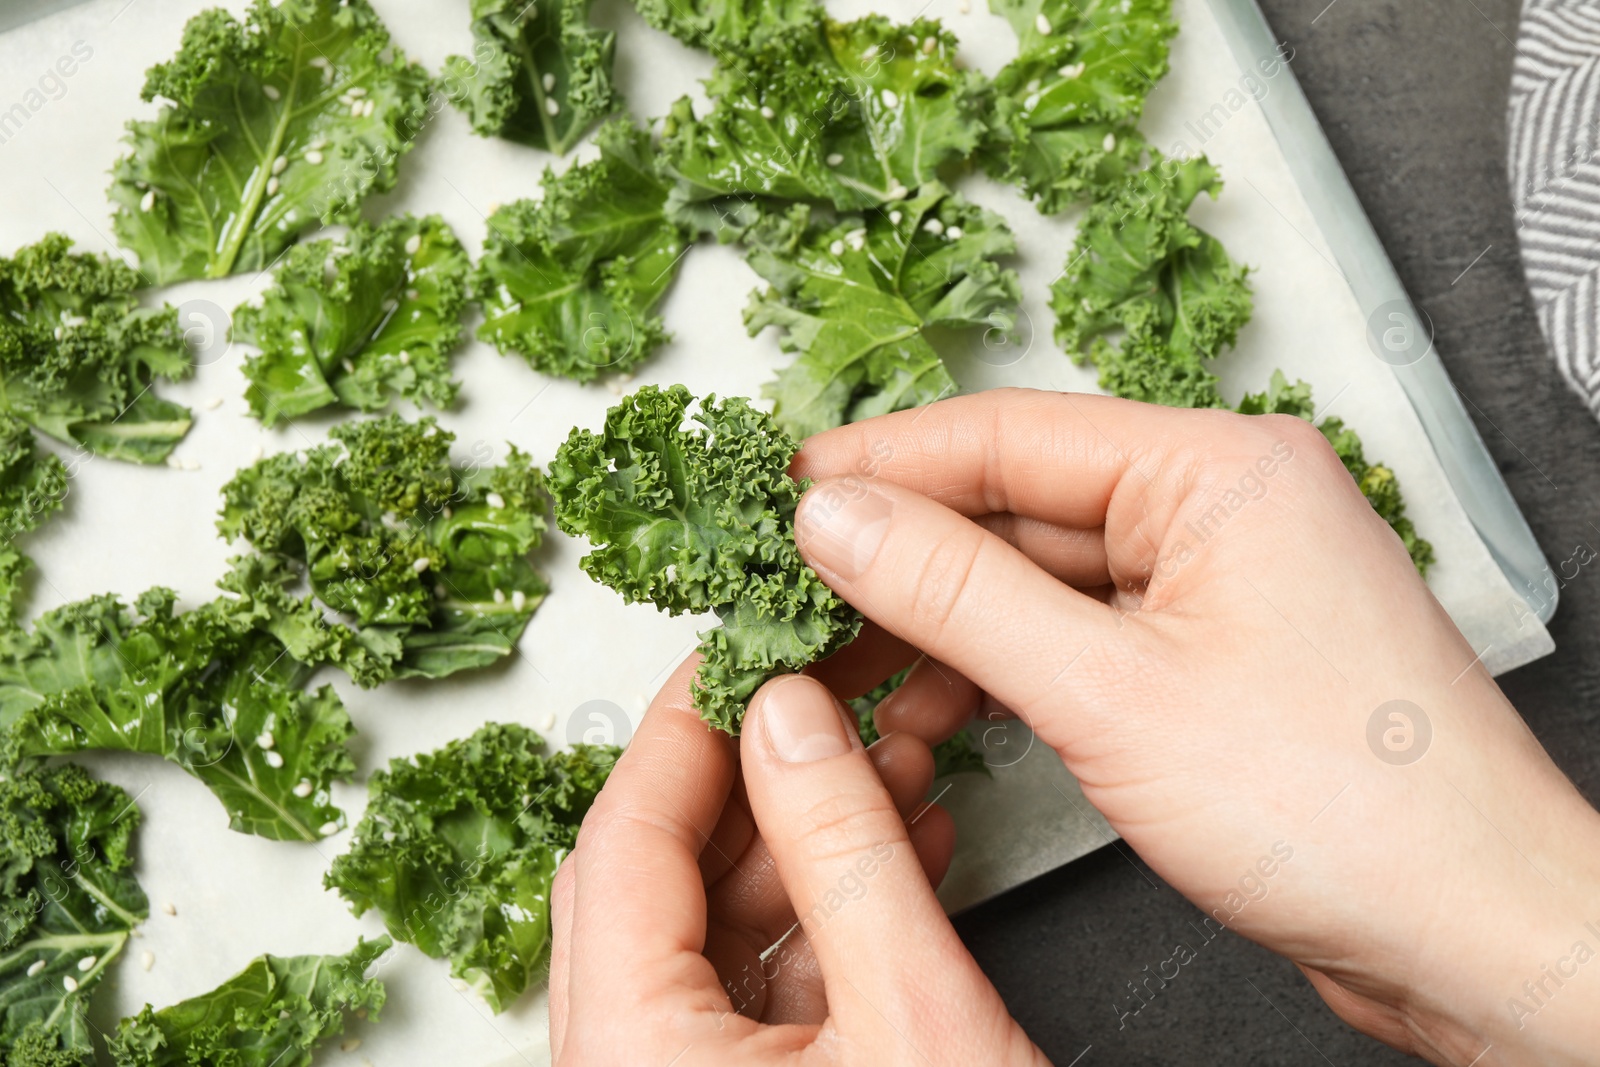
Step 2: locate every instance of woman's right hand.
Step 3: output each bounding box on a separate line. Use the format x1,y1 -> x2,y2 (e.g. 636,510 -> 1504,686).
791,388 -> 1600,1067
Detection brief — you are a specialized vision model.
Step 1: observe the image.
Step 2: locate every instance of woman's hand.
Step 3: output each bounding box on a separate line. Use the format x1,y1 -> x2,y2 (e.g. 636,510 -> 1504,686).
789,389 -> 1600,1067
549,656 -> 1046,1066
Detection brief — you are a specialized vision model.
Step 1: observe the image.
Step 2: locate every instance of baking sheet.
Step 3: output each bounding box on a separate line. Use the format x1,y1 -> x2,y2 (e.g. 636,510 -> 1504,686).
0,0 -> 1554,1062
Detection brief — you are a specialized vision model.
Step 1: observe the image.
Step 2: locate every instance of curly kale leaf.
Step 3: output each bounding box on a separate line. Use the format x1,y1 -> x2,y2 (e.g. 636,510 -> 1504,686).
629,0 -> 820,51
851,669 -> 990,779
1049,156 -> 1251,409
548,386 -> 861,732
0,234 -> 192,464
443,0 -> 617,154
981,0 -> 1175,211
109,0 -> 431,282
0,763 -> 148,1067
744,182 -> 1020,439
326,724 -> 616,1013
233,215 -> 470,426
1237,372 -> 1434,574
663,17 -> 987,215
107,936 -> 388,1067
0,414 -> 69,628
218,415 -> 549,679
2,586 -> 357,842
474,121 -> 688,382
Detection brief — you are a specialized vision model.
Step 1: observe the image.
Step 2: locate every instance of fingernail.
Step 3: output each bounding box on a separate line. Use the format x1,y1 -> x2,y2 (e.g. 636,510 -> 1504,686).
796,482 -> 893,580
761,676 -> 853,763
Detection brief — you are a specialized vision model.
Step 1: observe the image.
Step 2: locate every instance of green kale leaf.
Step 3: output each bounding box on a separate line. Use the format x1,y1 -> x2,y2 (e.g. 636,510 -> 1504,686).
1049,156 -> 1251,409
0,414 -> 69,629
474,121 -> 688,382
1237,371 -> 1434,574
0,763 -> 148,1067
629,0 -> 820,51
442,0 -> 618,154
233,215 -> 470,426
548,386 -> 862,732
981,0 -> 1176,211
744,182 -> 1020,439
109,0 -> 431,282
851,669 -> 990,779
326,724 -> 616,1013
107,937 -> 388,1067
218,415 -> 549,679
0,234 -> 191,464
1,586 -> 357,842
662,17 -> 987,215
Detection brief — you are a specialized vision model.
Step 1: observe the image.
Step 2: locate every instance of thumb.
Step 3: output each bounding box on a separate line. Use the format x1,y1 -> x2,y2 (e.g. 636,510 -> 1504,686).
740,674 -> 1006,1045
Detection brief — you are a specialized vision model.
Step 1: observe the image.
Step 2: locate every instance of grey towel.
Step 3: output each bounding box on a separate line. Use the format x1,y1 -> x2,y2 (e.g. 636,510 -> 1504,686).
1510,0 -> 1600,418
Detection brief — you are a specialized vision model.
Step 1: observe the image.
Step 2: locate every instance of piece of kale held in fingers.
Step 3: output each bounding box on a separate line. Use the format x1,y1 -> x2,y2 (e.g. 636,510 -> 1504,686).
0,234 -> 191,464
107,937 -> 389,1067
218,414 -> 550,680
109,0 -> 431,282
548,386 -> 862,733
980,0 -> 1177,211
326,723 -> 617,1013
1049,154 -> 1252,409
443,0 -> 618,154
0,763 -> 148,1066
233,214 -> 471,426
474,120 -> 690,382
744,182 -> 1021,439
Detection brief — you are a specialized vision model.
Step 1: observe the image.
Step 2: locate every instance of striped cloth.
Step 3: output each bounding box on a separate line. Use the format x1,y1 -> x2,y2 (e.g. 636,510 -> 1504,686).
1509,1 -> 1600,418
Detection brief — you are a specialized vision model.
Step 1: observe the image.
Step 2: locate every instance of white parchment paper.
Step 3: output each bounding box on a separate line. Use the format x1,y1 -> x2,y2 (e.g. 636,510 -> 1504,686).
0,0 -> 1552,1062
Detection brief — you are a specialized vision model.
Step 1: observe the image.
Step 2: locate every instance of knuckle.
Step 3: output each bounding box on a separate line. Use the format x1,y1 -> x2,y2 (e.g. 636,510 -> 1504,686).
903,526 -> 986,645
792,787 -> 897,870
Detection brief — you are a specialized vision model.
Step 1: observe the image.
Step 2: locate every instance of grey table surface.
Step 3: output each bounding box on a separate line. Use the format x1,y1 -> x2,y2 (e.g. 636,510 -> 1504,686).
952,0 -> 1600,1063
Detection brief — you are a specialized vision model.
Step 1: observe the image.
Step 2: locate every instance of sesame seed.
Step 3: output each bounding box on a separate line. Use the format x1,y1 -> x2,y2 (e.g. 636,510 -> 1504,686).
922,37 -> 937,54
947,225 -> 964,239
512,589 -> 527,611
342,359 -> 355,374
1035,13 -> 1052,34
363,98 -> 376,118
434,583 -> 447,598
272,155 -> 288,175
310,56 -> 328,69
404,233 -> 421,256
305,150 -> 324,165
319,821 -> 340,837
342,1039 -> 362,1053
141,951 -> 155,971
349,86 -> 366,97
77,956 -> 97,972
542,73 -> 556,92
759,105 -> 775,119
889,210 -> 902,224
293,780 -> 313,797
262,84 -> 280,101
826,153 -> 844,166
539,713 -> 556,731
26,960 -> 45,977
1103,132 -> 1117,152
264,750 -> 284,769
266,177 -> 280,196
163,902 -> 177,916
63,976 -> 78,993
140,189 -> 156,212
486,491 -> 506,509
958,0 -> 969,10
546,97 -> 560,116
829,239 -> 845,256
405,288 -> 418,300
399,350 -> 410,364
887,183 -> 908,200
349,101 -> 363,117
493,589 -> 506,604
1060,62 -> 1085,79
249,444 -> 264,463
923,218 -> 944,235
256,730 -> 274,750
862,45 -> 878,60
412,557 -> 431,573
881,88 -> 899,108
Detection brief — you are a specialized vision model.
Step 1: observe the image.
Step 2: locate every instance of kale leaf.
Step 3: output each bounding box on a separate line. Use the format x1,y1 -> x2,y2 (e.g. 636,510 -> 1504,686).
1049,155 -> 1251,409
1237,371 -> 1434,574
662,17 -> 987,215
326,724 -> 616,1013
107,937 -> 389,1067
0,234 -> 191,464
233,215 -> 470,426
981,0 -> 1176,211
0,763 -> 148,1067
629,0 -> 820,52
744,182 -> 1020,438
109,0 -> 431,282
0,414 -> 69,629
443,0 -> 618,154
474,121 -> 689,382
548,386 -> 861,732
1,584 -> 357,842
218,415 -> 549,679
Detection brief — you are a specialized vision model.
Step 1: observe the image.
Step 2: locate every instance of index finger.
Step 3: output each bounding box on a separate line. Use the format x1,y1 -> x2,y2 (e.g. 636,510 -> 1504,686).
790,387 -> 1224,529
568,655 -> 737,1002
